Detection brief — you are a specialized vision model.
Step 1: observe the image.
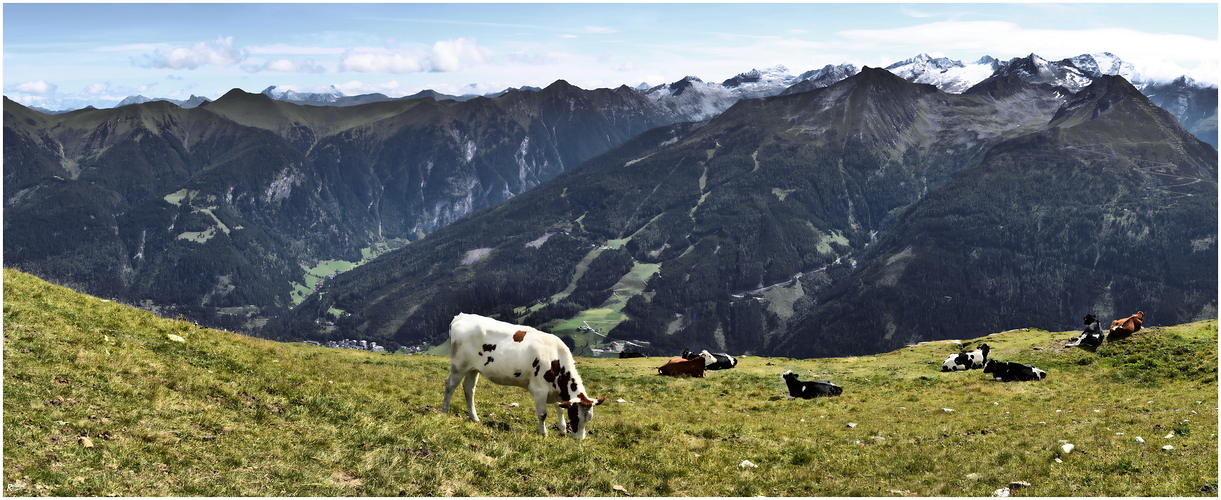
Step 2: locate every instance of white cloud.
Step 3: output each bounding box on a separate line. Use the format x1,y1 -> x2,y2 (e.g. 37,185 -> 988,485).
338,38 -> 487,74
430,38 -> 486,72
16,80 -> 56,95
329,79 -> 405,96
243,58 -> 327,74
141,37 -> 247,70
340,49 -> 424,73
84,83 -> 110,94
900,6 -> 934,18
246,44 -> 347,56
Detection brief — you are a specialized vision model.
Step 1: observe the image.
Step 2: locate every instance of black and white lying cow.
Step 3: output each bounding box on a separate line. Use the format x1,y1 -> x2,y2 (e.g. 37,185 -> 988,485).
780,370 -> 843,399
941,343 -> 990,371
1065,314 -> 1104,349
681,349 -> 738,370
983,359 -> 1047,382
442,313 -> 606,439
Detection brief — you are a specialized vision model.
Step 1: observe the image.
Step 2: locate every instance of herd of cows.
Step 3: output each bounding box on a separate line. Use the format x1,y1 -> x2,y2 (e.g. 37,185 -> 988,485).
440,311 -> 1146,439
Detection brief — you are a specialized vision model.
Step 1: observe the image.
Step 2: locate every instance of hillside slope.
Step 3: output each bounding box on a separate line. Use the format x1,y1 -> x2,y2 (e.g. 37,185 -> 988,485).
4,269 -> 1215,496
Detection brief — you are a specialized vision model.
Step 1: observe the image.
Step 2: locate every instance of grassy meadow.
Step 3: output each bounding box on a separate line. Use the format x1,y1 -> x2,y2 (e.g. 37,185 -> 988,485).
2,269 -> 1216,496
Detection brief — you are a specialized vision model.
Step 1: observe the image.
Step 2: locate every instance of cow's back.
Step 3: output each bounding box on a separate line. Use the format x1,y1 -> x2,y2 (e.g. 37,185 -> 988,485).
450,313 -> 538,348
448,313 -> 572,388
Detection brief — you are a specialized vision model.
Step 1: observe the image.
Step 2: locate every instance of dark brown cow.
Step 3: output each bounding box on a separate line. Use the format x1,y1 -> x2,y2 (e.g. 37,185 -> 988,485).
1108,311 -> 1144,340
657,355 -> 706,377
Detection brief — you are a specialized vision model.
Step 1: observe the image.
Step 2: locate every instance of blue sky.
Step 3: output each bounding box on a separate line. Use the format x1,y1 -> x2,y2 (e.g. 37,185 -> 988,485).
4,3 -> 1218,110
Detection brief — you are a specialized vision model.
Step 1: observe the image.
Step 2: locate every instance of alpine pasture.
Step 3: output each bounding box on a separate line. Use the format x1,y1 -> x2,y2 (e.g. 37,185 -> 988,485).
3,270 -> 1216,496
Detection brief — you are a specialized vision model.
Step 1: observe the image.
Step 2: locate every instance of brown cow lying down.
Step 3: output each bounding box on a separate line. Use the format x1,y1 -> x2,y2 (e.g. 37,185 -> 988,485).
1108,311 -> 1145,340
658,355 -> 706,377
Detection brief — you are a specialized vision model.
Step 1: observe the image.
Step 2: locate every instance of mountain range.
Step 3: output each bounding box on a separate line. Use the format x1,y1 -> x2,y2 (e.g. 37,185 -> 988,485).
51,52 -> 1214,149
4,52 -> 1217,357
272,68 -> 1215,357
4,81 -> 687,330
240,53 -> 1217,149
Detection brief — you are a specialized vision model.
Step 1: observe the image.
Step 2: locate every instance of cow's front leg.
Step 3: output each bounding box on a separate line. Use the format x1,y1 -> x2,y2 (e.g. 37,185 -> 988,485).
533,392 -> 550,437
554,403 -> 568,436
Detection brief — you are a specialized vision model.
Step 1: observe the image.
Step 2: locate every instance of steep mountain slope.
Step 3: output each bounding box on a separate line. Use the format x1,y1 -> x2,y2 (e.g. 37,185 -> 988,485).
3,84 -> 686,327
885,52 -> 1217,148
779,76 -> 1217,357
277,68 -> 1149,355
4,98 -> 308,308
1140,77 -> 1218,150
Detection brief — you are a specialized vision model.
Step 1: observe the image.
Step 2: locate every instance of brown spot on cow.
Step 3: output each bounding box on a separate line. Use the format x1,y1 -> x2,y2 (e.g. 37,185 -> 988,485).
482,344 -> 497,353
484,356 -> 494,366
513,330 -> 528,342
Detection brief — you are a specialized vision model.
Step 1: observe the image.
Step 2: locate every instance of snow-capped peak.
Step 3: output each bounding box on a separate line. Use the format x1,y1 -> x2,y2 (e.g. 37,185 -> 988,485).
886,53 -> 964,77
1066,52 -> 1139,82
721,65 -> 799,94
262,85 -> 345,103
885,54 -> 992,93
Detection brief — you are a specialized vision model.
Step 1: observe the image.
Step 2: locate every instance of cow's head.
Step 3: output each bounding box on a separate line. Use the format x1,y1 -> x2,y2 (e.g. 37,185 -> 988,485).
1134,311 -> 1145,320
781,369 -> 799,383
557,393 -> 606,440
1083,314 -> 1097,325
982,359 -> 998,374
978,343 -> 990,357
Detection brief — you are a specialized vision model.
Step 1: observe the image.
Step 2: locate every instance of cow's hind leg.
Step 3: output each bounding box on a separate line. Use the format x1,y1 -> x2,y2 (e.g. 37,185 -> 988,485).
462,371 -> 481,422
442,367 -> 468,414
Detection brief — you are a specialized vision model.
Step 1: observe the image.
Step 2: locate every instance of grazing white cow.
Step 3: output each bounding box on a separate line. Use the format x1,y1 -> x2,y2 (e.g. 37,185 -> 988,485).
442,313 -> 606,439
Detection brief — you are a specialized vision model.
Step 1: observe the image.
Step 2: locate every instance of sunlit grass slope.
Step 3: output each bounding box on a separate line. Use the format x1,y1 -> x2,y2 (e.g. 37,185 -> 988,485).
3,269 -> 1216,496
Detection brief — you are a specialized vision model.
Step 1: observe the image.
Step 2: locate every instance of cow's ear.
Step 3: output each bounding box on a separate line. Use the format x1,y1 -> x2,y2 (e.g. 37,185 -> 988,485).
594,397 -> 606,405
557,401 -> 573,408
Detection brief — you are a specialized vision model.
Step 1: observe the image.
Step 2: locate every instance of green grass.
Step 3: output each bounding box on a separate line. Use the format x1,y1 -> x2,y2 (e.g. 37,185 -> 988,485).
4,269 -> 1216,496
